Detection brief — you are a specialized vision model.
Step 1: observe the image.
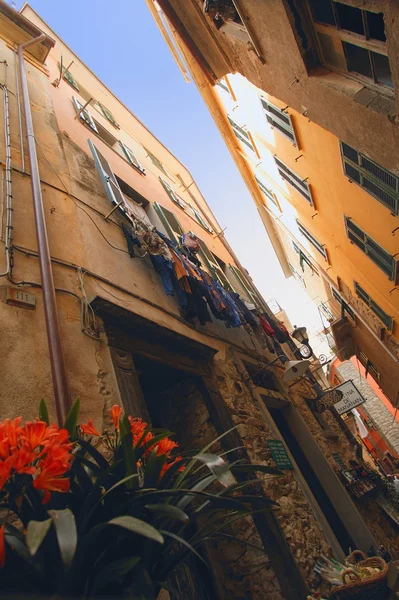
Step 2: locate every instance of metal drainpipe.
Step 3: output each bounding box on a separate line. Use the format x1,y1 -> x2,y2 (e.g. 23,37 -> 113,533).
18,35 -> 70,424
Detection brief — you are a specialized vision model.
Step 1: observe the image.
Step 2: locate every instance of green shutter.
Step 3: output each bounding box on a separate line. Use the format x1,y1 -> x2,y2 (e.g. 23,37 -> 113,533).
154,203 -> 179,244
119,142 -> 144,172
99,102 -> 118,127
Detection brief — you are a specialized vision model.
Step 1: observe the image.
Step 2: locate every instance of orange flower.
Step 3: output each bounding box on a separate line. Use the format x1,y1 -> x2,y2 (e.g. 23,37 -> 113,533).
110,405 -> 123,431
33,460 -> 71,504
151,437 -> 179,456
1,417 -> 23,448
0,458 -> 13,491
22,421 -> 56,451
160,455 -> 185,479
80,419 -> 101,437
0,525 -> 5,568
10,445 -> 36,475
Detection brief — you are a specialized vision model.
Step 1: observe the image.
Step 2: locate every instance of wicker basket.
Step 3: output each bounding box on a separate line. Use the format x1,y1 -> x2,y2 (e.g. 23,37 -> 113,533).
329,551 -> 388,600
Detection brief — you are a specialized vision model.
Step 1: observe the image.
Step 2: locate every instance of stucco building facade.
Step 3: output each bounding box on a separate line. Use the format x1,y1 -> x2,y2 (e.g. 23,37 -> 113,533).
147,0 -> 399,412
0,2 -> 398,598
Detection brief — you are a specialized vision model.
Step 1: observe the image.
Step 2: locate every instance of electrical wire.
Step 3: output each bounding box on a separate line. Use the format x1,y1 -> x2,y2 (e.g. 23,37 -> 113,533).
34,139 -> 129,254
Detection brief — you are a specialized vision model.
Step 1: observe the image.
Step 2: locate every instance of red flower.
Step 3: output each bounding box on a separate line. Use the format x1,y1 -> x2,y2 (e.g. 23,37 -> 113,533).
0,525 -> 5,568
128,417 -> 149,446
160,455 -> 185,478
10,445 -> 36,475
151,438 -> 179,456
33,460 -> 71,504
22,421 -> 56,451
110,405 -> 123,431
80,419 -> 101,437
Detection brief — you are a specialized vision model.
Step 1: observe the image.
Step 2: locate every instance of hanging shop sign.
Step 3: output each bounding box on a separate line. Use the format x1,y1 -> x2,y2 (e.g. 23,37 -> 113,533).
333,380 -> 365,415
267,440 -> 293,470
315,388 -> 344,413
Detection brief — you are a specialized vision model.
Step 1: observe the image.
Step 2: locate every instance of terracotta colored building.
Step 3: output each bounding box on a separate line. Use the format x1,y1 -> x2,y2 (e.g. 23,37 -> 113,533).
0,2 -> 397,598
146,0 -> 399,409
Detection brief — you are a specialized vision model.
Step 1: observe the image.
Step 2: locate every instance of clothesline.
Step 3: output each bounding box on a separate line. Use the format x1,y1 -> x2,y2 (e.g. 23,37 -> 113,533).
120,213 -> 290,350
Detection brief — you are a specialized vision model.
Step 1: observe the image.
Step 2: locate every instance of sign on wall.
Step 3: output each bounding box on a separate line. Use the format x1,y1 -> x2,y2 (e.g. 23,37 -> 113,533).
333,380 -> 365,415
267,440 -> 293,470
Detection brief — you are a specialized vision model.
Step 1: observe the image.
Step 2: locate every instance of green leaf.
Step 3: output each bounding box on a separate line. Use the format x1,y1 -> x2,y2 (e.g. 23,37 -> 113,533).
120,415 -> 137,489
48,509 -> 77,569
77,438 -> 109,470
176,475 -> 216,510
26,518 -> 52,556
108,516 -> 164,544
63,397 -> 80,438
93,556 -> 140,592
5,533 -> 43,570
144,449 -> 166,488
160,530 -> 207,566
145,504 -> 189,524
38,399 -> 50,425
193,453 -> 236,487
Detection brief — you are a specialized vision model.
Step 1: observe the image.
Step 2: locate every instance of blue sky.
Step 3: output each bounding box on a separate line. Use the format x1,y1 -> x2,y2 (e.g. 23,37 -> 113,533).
17,0 -> 323,337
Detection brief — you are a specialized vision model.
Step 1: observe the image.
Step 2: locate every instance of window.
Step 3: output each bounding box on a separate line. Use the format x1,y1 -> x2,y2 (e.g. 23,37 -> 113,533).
63,68 -> 79,91
274,157 -> 313,205
354,281 -> 393,331
227,116 -> 256,153
331,287 -> 355,319
189,205 -> 213,233
344,216 -> 396,280
94,121 -> 118,147
88,139 -> 132,219
358,349 -> 380,382
255,175 -> 279,208
144,147 -> 168,176
229,264 -> 262,306
216,79 -> 232,96
153,203 -> 183,245
308,1 -> 393,89
293,241 -> 318,274
296,221 -> 328,261
72,97 -> 98,133
98,103 -> 119,128
340,142 -> 399,215
159,178 -> 185,209
260,98 -> 298,145
198,240 -> 232,290
119,141 -> 145,173
288,262 -> 306,286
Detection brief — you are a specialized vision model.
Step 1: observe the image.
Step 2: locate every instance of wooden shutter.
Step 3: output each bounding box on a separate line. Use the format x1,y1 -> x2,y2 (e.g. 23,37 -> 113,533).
88,139 -> 128,212
119,141 -> 144,173
72,96 -> 98,133
154,203 -> 183,244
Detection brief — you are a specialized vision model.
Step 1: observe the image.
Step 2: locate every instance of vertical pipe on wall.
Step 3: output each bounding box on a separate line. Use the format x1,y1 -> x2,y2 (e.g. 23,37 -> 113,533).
18,35 -> 70,424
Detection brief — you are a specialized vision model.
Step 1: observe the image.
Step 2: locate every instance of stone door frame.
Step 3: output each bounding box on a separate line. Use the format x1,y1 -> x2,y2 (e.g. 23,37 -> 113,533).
234,352 -> 377,558
92,297 -> 310,600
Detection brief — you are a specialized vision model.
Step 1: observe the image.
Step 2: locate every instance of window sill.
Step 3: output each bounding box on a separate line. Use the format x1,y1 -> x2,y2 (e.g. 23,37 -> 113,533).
309,67 -> 396,118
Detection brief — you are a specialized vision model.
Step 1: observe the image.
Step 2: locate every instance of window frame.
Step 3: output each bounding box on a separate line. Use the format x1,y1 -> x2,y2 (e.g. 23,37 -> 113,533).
331,286 -> 355,320
153,202 -> 183,245
159,177 -> 185,209
308,2 -> 393,92
72,96 -> 98,133
358,349 -> 381,382
274,157 -> 314,205
229,263 -> 263,307
340,141 -> 399,216
255,175 -> 280,209
63,68 -> 79,91
344,216 -> 397,280
227,116 -> 258,155
144,147 -> 169,177
292,241 -> 319,274
88,139 -> 134,221
288,262 -> 306,286
259,97 -> 298,146
189,204 -> 213,233
98,102 -> 119,128
354,280 -> 393,331
196,240 -> 232,290
119,141 -> 145,174
296,220 -> 328,262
